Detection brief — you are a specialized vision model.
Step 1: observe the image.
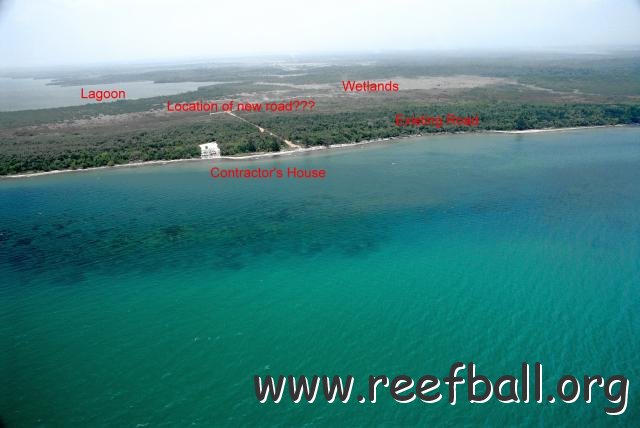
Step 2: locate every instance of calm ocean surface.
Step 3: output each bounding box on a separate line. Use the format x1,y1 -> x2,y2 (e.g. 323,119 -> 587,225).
1,128 -> 639,426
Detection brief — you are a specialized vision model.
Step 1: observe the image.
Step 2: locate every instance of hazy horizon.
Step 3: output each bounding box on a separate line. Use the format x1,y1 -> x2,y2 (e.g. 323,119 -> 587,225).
1,0 -> 639,68
2,47 -> 640,76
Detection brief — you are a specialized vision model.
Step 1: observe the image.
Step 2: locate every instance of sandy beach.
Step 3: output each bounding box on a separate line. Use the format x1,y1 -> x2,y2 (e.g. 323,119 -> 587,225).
489,125 -> 615,134
1,125 -> 630,179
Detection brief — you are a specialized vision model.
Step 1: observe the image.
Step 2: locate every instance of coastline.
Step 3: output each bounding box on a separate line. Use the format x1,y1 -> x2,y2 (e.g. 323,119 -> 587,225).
489,125 -> 614,134
1,158 -> 204,179
1,124 -> 630,179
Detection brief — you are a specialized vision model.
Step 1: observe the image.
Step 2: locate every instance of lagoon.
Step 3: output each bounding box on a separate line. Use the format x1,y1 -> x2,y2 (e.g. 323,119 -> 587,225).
0,77 -> 224,111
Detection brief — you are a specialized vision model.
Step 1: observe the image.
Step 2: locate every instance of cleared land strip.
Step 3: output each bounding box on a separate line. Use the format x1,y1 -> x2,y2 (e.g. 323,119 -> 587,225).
217,111 -> 301,149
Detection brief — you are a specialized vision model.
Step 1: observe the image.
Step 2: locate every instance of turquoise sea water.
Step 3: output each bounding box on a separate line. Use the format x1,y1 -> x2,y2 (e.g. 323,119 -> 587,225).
1,128 -> 639,426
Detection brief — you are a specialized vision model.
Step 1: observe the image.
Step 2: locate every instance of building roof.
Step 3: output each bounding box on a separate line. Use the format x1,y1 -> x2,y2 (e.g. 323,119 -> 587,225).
199,142 -> 217,149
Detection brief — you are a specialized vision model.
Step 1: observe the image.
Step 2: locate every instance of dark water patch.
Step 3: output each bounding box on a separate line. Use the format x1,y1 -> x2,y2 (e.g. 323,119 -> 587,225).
13,237 -> 33,247
162,225 -> 187,241
269,207 -> 293,222
109,236 -> 135,251
0,193 -> 393,281
0,206 -> 393,283
5,248 -> 47,271
0,230 -> 11,243
95,228 -> 114,238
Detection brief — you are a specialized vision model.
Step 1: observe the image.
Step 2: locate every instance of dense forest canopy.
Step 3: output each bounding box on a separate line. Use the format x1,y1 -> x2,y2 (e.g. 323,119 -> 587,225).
1,53 -> 640,175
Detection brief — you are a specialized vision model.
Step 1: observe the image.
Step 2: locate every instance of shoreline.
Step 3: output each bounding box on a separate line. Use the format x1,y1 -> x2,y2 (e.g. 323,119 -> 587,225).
1,124 -> 631,179
489,125 -> 614,134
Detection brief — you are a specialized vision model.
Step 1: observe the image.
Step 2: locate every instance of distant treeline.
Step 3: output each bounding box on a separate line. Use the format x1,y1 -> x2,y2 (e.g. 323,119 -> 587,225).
37,54 -> 640,96
1,102 -> 639,175
255,102 -> 640,146
0,82 -> 284,129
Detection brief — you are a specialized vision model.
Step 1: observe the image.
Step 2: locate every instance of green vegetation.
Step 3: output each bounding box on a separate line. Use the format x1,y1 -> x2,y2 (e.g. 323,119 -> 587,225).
2,102 -> 638,175
256,103 -> 640,145
0,119 -> 283,175
2,53 -> 640,175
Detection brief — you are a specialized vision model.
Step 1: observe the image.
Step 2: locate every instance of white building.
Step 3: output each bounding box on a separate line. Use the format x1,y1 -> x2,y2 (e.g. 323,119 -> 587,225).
199,142 -> 221,159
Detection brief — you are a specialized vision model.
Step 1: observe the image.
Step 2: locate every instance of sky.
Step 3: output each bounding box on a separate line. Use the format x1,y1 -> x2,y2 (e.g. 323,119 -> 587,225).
1,0 -> 639,67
